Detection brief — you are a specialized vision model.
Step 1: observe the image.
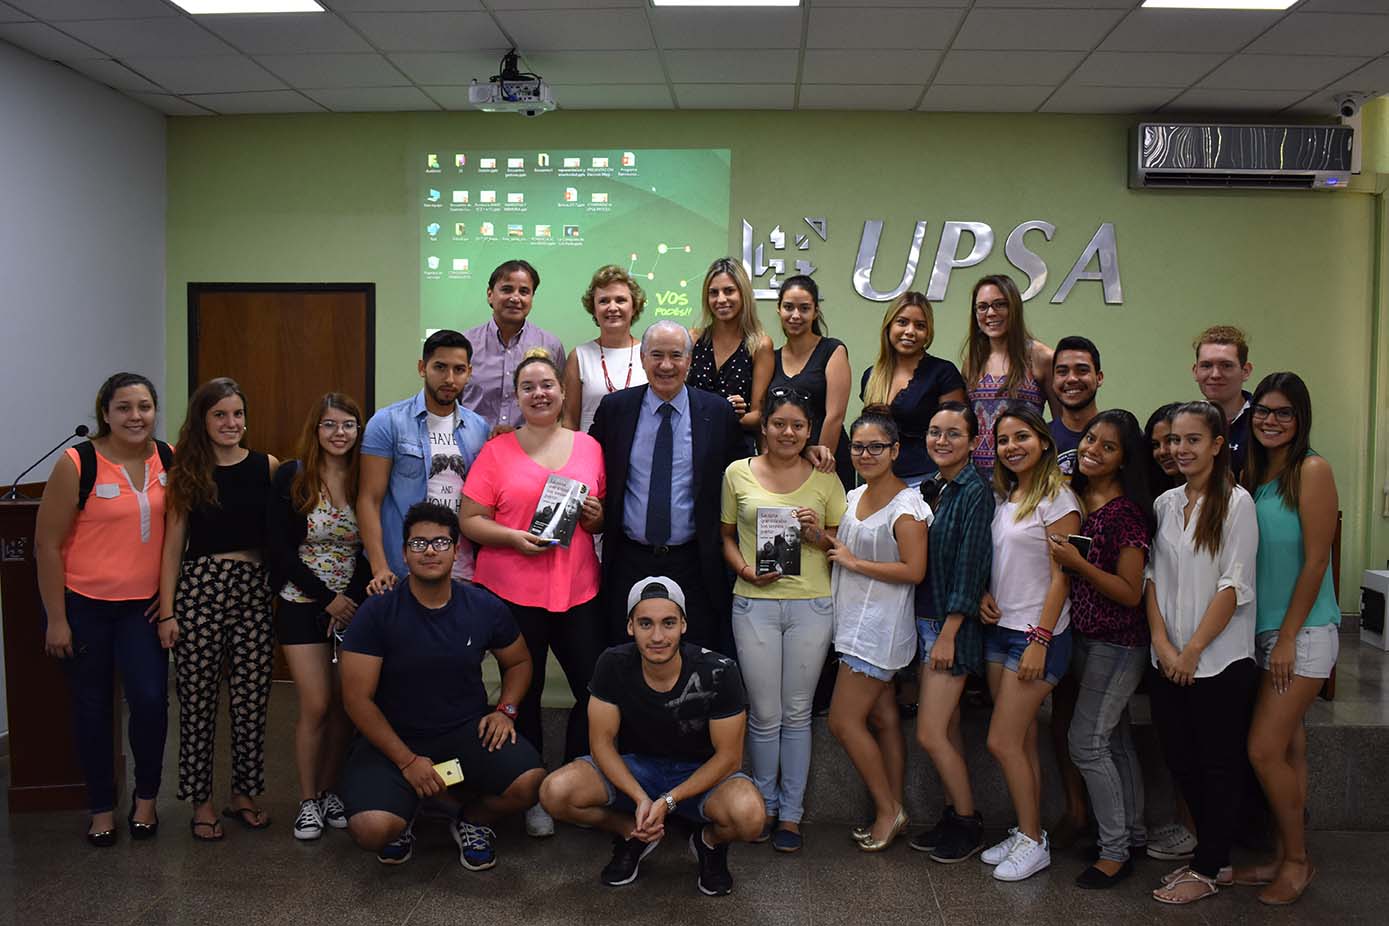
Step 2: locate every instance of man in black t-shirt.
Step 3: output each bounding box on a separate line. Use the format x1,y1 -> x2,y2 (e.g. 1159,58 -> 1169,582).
539,577 -> 766,896
339,502 -> 544,871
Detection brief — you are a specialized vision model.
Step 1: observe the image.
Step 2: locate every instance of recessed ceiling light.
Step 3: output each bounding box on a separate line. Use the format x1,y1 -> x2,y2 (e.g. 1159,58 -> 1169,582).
1140,1 -> 1296,9
171,1 -> 324,13
651,1 -> 800,7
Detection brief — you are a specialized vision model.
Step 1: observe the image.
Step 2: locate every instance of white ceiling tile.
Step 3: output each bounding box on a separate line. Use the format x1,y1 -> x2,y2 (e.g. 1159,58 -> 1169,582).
806,7 -> 964,49
664,49 -> 798,84
954,8 -> 1128,52
65,56 -> 167,92
1315,55 -> 1389,94
935,50 -> 1083,86
814,0 -> 968,6
342,12 -> 506,51
9,0 -> 176,19
185,90 -> 325,113
1100,10 -> 1282,54
303,85 -> 440,110
798,84 -> 922,110
1070,51 -> 1226,88
61,18 -> 236,58
674,83 -> 794,109
650,9 -> 801,50
120,54 -> 287,93
494,10 -> 652,51
0,21 -> 103,58
1247,13 -> 1389,57
388,50 -> 510,83
129,92 -> 214,115
802,49 -> 939,84
0,2 -> 31,21
198,14 -> 373,55
254,52 -> 407,87
326,1 -> 483,9
486,0 -> 641,8
974,0 -> 1134,6
1299,1 -> 1389,11
1164,88 -> 1315,113
1200,54 -> 1367,92
1040,84 -> 1178,114
919,83 -> 1051,112
522,50 -> 665,84
549,83 -> 673,109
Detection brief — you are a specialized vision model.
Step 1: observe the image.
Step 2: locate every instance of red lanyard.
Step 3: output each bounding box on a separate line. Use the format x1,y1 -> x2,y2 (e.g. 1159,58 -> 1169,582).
599,341 -> 635,393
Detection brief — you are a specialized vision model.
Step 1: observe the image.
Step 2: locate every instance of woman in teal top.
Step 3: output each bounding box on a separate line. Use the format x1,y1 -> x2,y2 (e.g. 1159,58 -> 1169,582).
1238,372 -> 1338,907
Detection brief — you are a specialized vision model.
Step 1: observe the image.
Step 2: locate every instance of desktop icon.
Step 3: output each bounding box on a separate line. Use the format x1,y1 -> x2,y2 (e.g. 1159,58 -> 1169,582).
426,154 -> 439,169
454,223 -> 466,236
453,258 -> 470,272
621,151 -> 636,167
563,156 -> 581,168
480,190 -> 497,203
481,222 -> 495,236
564,187 -> 578,202
535,224 -> 552,238
426,255 -> 440,270
426,189 -> 441,203
590,192 -> 608,203
563,225 -> 580,239
507,224 -> 525,238
453,190 -> 469,204
455,154 -> 466,168
537,153 -> 550,167
480,157 -> 497,169
426,222 -> 441,236
592,157 -> 609,168
507,192 -> 525,204
507,157 -> 524,170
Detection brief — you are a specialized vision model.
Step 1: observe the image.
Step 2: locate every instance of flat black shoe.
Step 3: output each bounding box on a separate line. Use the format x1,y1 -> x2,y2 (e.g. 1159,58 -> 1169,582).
1075,858 -> 1134,890
128,805 -> 159,840
86,822 -> 116,848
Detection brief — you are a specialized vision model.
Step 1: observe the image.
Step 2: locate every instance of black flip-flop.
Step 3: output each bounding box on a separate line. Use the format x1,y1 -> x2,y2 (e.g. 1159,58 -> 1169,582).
221,806 -> 271,830
190,818 -> 224,841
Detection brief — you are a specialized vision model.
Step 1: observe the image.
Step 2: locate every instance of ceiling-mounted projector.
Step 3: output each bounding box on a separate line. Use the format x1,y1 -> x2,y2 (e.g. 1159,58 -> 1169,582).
469,49 -> 556,117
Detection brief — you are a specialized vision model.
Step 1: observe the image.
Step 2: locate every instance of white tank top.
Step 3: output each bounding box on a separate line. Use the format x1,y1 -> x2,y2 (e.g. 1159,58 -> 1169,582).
574,338 -> 647,433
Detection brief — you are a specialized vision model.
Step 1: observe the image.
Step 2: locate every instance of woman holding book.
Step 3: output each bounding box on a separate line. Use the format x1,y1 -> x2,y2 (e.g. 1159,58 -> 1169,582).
461,350 -> 605,831
720,387 -> 847,852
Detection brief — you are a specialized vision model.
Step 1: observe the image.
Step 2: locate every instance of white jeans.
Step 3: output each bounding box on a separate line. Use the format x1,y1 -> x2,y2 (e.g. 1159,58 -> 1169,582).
731,595 -> 834,824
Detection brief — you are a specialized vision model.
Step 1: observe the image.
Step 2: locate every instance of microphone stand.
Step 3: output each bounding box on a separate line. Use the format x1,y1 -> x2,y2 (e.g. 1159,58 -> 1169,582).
3,428 -> 87,501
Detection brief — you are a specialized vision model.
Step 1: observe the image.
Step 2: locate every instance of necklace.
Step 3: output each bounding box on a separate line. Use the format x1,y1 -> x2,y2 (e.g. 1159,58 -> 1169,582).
599,339 -> 636,393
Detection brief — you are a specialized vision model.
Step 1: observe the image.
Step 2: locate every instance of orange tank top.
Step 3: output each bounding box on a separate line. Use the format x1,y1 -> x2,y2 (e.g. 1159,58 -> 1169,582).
60,444 -> 168,601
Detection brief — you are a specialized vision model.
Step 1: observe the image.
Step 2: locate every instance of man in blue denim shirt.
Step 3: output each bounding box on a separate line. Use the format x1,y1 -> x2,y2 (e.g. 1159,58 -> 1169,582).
357,330 -> 488,590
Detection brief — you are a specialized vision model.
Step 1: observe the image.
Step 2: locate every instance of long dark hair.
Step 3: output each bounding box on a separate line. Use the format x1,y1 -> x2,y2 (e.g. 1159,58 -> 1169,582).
170,377 -> 246,514
1071,409 -> 1154,535
1244,372 -> 1314,508
1171,401 -> 1233,557
291,393 -> 363,515
93,372 -> 158,438
777,274 -> 827,335
1144,402 -> 1182,496
961,274 -> 1033,395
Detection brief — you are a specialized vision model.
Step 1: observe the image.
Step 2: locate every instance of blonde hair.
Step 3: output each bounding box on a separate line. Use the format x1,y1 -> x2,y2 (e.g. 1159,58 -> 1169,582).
581,264 -> 645,323
991,402 -> 1067,522
862,292 -> 934,407
697,258 -> 765,356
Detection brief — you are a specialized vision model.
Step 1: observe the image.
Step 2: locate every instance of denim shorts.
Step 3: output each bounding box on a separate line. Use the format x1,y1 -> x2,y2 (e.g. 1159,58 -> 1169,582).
917,618 -> 970,677
579,754 -> 753,823
984,625 -> 1073,686
1255,624 -> 1339,679
838,652 -> 895,682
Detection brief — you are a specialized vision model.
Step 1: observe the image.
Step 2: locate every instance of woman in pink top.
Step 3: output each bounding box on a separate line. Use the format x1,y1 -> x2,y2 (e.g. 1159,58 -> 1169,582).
462,350 -> 605,831
34,373 -> 171,846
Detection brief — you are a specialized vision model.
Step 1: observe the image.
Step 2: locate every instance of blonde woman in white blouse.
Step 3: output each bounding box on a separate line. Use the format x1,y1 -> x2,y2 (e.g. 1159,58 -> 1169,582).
1144,401 -> 1259,906
826,408 -> 929,853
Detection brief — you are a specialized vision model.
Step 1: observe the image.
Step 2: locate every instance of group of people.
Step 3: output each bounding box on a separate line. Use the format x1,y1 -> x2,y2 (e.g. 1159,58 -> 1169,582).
35,256 -> 1338,908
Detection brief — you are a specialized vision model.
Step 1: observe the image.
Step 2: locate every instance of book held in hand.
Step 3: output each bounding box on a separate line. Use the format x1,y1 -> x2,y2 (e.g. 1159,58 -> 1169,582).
755,507 -> 801,576
528,474 -> 589,548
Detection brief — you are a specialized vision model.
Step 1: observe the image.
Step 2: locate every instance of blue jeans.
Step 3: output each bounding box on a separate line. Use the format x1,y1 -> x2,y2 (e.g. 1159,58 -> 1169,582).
1068,635 -> 1147,862
579,754 -> 753,823
731,595 -> 835,823
983,625 -> 1073,686
61,591 -> 169,813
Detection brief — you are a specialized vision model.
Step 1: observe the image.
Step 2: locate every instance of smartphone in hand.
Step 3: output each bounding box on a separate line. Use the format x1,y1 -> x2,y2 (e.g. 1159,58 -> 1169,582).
1063,534 -> 1092,576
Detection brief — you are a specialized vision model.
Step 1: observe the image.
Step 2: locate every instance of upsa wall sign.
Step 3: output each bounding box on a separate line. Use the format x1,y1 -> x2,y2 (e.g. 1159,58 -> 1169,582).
740,217 -> 1122,306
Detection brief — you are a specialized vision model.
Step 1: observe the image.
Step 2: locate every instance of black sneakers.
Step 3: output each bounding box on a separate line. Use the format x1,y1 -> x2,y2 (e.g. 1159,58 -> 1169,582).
690,828 -> 733,896
909,806 -> 954,853
929,809 -> 983,864
600,835 -> 660,887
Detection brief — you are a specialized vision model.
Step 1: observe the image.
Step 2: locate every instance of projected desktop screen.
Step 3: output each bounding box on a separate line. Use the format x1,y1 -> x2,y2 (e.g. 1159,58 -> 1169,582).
419,148 -> 732,340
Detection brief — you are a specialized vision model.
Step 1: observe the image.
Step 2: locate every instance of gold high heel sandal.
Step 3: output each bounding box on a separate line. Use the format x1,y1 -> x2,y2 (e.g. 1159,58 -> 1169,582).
857,808 -> 909,852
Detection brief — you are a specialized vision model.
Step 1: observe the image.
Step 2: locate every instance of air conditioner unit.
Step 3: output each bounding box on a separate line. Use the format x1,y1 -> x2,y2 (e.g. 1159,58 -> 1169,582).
1132,123 -> 1353,191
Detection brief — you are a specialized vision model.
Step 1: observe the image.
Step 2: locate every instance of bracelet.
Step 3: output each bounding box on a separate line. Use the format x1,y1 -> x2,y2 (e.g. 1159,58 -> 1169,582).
398,755 -> 421,772
157,616 -> 177,624
1025,625 -> 1053,648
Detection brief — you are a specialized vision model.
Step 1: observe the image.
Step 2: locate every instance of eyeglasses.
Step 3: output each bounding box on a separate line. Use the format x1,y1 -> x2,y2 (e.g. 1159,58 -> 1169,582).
406,537 -> 456,552
1251,404 -> 1295,423
849,441 -> 894,457
319,420 -> 359,433
927,427 -> 967,441
974,299 -> 1010,315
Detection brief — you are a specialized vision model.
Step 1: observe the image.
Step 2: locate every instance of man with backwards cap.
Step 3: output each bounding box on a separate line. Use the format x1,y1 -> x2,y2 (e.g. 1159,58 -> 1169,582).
539,576 -> 765,896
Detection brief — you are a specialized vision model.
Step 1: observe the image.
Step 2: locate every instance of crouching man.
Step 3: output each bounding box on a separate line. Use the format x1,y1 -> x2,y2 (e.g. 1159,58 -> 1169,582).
539,576 -> 765,896
339,501 -> 544,870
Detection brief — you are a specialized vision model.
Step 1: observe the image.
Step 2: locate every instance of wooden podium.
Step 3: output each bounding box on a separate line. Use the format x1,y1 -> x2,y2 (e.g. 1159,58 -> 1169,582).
0,497 -> 115,812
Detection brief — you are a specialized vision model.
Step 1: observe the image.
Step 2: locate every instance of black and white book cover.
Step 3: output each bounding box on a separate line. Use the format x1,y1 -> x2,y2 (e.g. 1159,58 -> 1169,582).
755,507 -> 801,576
528,475 -> 589,548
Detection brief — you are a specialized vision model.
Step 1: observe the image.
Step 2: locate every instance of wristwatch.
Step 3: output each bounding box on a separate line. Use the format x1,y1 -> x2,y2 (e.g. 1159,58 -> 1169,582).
661,793 -> 677,813
497,703 -> 519,720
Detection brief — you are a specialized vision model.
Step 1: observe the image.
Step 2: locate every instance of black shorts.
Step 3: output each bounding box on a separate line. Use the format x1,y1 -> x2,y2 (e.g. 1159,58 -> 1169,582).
277,598 -> 332,646
338,724 -> 543,822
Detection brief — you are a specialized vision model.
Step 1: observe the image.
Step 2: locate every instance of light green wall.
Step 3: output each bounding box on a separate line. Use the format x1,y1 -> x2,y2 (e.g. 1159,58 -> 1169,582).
167,110 -> 1385,608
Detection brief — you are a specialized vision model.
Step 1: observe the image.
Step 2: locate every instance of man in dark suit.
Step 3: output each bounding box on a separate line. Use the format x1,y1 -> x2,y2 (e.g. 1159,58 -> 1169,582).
589,321 -> 747,653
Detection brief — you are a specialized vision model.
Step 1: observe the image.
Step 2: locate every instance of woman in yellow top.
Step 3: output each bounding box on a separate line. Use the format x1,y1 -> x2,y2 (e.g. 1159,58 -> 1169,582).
720,386 -> 846,853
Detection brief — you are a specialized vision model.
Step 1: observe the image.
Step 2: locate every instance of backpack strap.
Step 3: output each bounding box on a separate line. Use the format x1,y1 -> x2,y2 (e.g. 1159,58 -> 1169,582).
75,441 -> 98,511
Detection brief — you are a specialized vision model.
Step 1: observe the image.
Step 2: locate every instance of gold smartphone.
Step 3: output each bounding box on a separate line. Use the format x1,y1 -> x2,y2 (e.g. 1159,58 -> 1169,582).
432,758 -> 465,786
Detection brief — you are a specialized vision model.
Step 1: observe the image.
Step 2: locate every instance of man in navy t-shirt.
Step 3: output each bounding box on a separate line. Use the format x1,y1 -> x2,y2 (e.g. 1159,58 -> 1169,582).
339,502 -> 543,871
1049,335 -> 1103,476
539,576 -> 766,897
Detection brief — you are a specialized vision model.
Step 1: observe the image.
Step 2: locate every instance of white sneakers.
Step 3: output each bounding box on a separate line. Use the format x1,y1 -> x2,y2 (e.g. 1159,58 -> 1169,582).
525,802 -> 555,838
1147,822 -> 1197,860
980,827 -> 1051,882
981,827 -> 1021,865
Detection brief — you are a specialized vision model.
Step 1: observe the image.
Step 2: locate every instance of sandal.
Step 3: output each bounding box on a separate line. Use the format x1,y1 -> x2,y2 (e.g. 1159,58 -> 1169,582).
1161,863 -> 1231,886
1153,867 -> 1219,905
1258,863 -> 1317,906
1233,860 -> 1278,886
222,805 -> 271,830
190,818 -> 224,841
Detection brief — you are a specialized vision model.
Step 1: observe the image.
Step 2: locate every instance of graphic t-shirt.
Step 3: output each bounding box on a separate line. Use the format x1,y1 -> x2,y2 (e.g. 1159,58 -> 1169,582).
1049,419 -> 1086,477
589,643 -> 747,763
426,410 -> 470,579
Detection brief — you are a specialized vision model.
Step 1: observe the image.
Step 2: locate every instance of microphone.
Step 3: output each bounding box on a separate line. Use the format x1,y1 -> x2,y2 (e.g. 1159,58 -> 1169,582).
3,425 -> 90,501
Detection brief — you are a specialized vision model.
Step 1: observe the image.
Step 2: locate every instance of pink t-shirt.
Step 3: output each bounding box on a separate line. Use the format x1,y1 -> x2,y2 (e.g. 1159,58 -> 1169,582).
464,431 -> 605,612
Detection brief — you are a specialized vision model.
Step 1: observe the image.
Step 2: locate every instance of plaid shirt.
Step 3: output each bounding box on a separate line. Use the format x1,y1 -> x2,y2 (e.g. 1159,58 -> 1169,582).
915,464 -> 995,675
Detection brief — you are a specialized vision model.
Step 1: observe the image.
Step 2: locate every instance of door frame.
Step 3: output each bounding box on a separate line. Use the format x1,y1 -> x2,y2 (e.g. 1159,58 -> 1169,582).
186,282 -> 376,411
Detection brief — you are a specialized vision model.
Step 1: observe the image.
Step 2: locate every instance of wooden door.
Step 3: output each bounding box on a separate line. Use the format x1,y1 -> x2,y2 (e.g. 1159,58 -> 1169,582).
189,284 -> 375,680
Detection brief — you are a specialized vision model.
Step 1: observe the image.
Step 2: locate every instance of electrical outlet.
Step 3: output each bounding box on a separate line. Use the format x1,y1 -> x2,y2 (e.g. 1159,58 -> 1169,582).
1,536 -> 29,563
